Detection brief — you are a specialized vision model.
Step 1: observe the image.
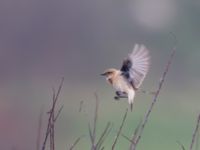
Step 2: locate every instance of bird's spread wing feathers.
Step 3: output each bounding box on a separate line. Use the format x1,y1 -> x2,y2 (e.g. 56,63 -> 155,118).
120,44 -> 150,89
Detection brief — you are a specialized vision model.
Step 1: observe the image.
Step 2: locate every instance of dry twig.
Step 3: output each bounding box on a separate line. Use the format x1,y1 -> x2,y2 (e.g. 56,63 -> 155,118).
41,78 -> 64,150
36,107 -> 44,150
176,141 -> 186,150
88,93 -> 112,150
69,135 -> 85,150
190,113 -> 200,150
112,108 -> 128,150
96,122 -> 112,150
129,121 -> 142,150
132,47 -> 176,150
89,93 -> 99,150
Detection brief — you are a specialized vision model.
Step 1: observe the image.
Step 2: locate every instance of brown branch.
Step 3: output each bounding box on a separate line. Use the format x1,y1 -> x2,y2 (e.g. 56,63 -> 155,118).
36,107 -> 44,150
41,77 -> 64,150
88,123 -> 93,145
120,133 -> 133,144
176,141 -> 186,150
100,147 -> 105,150
129,120 -> 142,150
96,122 -> 112,150
89,93 -> 100,150
50,91 -> 56,150
69,135 -> 85,150
133,47 -> 176,150
120,120 -> 142,150
112,108 -> 128,150
54,105 -> 64,122
88,94 -> 113,150
195,125 -> 199,150
93,93 -> 99,142
50,123 -> 53,150
190,113 -> 200,150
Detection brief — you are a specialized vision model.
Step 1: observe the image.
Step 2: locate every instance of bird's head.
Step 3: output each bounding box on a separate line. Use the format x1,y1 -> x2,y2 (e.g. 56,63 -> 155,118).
101,68 -> 118,80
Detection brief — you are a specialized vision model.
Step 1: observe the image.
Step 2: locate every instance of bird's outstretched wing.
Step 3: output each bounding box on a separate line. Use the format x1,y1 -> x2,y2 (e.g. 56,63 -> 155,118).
120,44 -> 150,89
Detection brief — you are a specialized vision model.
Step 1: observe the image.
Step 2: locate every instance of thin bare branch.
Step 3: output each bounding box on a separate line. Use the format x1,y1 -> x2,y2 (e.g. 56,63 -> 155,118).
129,120 -> 142,150
120,133 -> 133,144
119,120 -> 142,150
93,93 -> 99,143
112,108 -> 128,150
54,105 -> 64,122
50,123 -> 53,150
69,135 -> 85,150
176,141 -> 186,150
88,123 -> 93,145
96,122 -> 112,149
50,91 -> 56,150
195,126 -> 199,150
87,94 -> 119,150
190,113 -> 200,150
89,93 -> 100,150
133,47 -> 176,150
100,147 -> 105,150
36,107 -> 44,150
41,77 -> 64,150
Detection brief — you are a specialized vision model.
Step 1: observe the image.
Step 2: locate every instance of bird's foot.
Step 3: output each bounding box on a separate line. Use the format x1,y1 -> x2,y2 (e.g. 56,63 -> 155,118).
116,91 -> 127,97
114,96 -> 120,100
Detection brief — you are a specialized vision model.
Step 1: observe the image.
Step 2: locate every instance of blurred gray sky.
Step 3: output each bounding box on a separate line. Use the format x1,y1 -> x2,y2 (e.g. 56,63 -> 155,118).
0,0 -> 199,84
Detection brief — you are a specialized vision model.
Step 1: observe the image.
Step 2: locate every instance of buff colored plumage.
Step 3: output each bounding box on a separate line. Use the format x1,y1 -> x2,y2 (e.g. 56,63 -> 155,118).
101,44 -> 150,111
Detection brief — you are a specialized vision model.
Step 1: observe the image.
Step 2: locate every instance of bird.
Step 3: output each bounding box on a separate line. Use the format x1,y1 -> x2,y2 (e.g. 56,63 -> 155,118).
101,44 -> 150,111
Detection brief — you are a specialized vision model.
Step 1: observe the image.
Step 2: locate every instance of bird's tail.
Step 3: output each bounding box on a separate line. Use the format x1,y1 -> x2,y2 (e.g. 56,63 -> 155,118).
128,90 -> 135,112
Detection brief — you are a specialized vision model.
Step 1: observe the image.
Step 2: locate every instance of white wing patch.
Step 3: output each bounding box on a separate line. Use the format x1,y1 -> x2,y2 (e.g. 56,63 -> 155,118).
128,44 -> 150,88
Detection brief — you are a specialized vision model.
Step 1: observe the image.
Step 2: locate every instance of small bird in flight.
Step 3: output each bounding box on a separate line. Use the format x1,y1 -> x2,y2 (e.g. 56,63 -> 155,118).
101,44 -> 150,111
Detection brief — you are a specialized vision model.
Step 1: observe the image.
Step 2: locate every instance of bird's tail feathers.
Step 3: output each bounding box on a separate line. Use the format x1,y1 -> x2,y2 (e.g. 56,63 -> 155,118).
128,90 -> 135,112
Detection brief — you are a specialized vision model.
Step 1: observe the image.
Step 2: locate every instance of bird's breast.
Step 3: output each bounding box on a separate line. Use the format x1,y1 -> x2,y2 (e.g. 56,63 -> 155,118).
111,75 -> 131,92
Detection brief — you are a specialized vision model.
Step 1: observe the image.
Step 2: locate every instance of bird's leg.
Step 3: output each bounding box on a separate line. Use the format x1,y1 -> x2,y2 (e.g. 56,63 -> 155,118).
114,91 -> 128,100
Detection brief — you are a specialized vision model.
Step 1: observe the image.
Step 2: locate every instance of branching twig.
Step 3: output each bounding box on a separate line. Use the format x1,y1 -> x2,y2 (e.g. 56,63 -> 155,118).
88,93 -> 113,150
190,113 -> 200,150
93,93 -> 99,144
96,122 -> 112,150
120,120 -> 142,148
36,107 -> 44,150
195,125 -> 199,150
88,123 -> 93,145
112,108 -> 128,150
129,120 -> 142,150
54,105 -> 64,122
69,135 -> 85,150
176,141 -> 186,150
133,47 -> 176,150
120,133 -> 133,144
41,77 -> 64,150
50,91 -> 55,150
89,93 -> 99,150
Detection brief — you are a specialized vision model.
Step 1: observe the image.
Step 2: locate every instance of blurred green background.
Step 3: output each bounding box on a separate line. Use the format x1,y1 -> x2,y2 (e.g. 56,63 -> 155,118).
0,0 -> 200,149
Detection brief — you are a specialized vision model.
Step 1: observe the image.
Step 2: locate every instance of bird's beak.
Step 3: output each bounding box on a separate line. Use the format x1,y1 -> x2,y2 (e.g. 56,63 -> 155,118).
100,72 -> 106,76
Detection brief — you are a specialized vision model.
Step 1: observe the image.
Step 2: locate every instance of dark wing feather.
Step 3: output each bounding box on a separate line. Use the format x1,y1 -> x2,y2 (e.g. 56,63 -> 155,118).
121,44 -> 150,89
